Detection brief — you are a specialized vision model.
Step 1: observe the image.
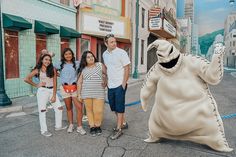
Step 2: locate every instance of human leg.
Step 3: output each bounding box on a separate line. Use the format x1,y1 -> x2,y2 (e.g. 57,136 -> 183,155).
37,88 -> 51,136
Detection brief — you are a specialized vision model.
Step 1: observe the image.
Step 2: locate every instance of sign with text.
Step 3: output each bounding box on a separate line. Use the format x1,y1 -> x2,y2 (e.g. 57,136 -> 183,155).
163,19 -> 176,37
149,17 -> 162,30
82,14 -> 125,37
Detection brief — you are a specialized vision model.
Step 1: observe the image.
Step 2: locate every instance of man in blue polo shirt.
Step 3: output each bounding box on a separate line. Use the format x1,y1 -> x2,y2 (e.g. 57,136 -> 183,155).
103,34 -> 130,140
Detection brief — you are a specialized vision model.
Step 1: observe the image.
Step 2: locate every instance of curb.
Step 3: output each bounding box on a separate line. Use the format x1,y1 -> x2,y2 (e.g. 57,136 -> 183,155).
0,106 -> 22,114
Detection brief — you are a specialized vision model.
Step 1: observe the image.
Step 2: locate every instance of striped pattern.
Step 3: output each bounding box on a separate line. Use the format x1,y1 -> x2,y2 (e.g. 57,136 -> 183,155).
81,63 -> 105,99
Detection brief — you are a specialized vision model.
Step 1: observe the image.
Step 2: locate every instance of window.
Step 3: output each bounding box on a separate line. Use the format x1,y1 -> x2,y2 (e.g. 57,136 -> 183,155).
4,30 -> 19,79
141,8 -> 145,28
80,38 -> 90,54
36,35 -> 47,63
61,38 -> 69,55
141,40 -> 144,65
234,41 -> 235,47
60,0 -> 69,6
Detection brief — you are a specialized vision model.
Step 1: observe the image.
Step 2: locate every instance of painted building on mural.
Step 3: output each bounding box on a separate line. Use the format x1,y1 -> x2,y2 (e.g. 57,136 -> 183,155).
2,0 -> 80,98
224,11 -> 236,68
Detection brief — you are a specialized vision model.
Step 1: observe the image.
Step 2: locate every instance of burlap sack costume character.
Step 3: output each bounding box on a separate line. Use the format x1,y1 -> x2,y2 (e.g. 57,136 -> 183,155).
140,40 -> 233,152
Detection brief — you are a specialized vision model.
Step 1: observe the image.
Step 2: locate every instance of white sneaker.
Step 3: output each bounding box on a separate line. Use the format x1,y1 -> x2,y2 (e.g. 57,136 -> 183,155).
76,126 -> 86,135
55,125 -> 67,131
82,115 -> 88,122
41,131 -> 52,137
67,124 -> 74,133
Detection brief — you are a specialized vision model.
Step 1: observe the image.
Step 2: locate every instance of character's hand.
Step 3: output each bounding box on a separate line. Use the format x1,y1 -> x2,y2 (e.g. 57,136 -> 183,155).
214,43 -> 225,55
50,96 -> 56,103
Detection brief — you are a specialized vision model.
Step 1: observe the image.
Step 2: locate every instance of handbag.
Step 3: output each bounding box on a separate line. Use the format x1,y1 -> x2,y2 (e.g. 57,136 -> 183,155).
63,84 -> 77,93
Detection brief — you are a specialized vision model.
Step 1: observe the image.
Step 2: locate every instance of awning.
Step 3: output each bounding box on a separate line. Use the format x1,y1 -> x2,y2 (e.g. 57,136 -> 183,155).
34,20 -> 59,35
60,26 -> 81,38
3,13 -> 32,31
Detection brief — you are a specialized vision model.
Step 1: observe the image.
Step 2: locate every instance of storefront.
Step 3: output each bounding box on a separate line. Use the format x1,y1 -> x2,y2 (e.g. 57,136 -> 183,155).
2,0 -> 80,98
76,3 -> 131,65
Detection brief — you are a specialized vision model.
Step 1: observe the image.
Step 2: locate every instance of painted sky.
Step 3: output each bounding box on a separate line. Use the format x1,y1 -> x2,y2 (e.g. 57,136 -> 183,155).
197,0 -> 235,36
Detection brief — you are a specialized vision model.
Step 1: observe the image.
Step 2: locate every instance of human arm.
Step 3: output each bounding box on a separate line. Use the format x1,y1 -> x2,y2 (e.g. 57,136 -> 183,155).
122,64 -> 130,89
50,68 -> 57,103
102,63 -> 107,88
24,69 -> 46,87
77,73 -> 83,102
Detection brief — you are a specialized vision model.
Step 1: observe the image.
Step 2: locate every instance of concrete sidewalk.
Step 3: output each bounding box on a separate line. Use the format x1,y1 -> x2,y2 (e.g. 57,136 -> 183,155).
0,75 -> 145,119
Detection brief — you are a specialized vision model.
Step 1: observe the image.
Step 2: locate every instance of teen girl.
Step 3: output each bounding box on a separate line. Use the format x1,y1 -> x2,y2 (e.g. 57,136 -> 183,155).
24,53 -> 66,137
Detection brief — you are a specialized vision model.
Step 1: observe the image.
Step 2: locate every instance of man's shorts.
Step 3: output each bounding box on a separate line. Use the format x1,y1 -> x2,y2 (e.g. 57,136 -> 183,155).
108,85 -> 127,113
60,85 -> 78,99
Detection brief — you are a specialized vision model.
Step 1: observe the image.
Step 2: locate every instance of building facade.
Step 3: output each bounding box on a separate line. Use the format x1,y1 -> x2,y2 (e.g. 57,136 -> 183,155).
2,0 -> 80,98
76,0 -> 132,70
146,0 -> 178,70
224,11 -> 236,68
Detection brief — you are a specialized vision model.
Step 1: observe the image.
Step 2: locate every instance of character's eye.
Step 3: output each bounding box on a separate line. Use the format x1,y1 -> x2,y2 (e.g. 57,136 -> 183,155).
168,46 -> 173,56
158,54 -> 163,57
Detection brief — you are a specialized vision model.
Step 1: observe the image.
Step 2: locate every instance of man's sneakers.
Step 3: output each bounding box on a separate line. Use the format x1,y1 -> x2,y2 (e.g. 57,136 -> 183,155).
55,125 -> 67,131
122,122 -> 128,129
110,128 -> 123,140
41,131 -> 52,137
77,126 -> 86,135
113,122 -> 128,131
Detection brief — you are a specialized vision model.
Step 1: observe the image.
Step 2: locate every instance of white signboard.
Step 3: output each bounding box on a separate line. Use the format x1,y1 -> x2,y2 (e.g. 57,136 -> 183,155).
163,19 -> 176,37
82,14 -> 125,37
149,17 -> 162,30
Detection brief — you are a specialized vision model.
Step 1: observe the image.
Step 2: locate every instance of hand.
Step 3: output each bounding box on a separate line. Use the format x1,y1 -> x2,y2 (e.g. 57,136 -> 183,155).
101,80 -> 107,88
37,82 -> 46,88
57,71 -> 60,77
214,43 -> 225,55
122,83 -> 127,90
50,96 -> 56,103
78,94 -> 82,103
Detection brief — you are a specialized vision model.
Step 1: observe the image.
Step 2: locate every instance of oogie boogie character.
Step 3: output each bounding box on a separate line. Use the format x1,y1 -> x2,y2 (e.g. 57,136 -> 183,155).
140,39 -> 233,152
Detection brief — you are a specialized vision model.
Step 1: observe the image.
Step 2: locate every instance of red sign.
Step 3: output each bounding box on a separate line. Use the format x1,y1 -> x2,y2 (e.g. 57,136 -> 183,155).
149,7 -> 161,18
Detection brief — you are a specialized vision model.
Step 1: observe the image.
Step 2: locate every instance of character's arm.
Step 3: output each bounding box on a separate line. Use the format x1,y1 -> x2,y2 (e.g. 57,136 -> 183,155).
140,63 -> 160,111
196,43 -> 225,85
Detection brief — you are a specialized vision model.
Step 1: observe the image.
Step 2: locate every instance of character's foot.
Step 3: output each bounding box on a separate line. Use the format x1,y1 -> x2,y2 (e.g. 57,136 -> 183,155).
216,146 -> 233,152
144,137 -> 161,143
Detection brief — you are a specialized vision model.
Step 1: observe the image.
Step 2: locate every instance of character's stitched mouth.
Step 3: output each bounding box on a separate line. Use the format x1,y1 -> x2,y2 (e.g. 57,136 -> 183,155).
159,55 -> 180,69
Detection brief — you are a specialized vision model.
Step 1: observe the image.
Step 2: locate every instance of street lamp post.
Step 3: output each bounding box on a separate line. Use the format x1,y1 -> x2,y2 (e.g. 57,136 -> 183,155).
132,0 -> 139,79
0,0 -> 12,106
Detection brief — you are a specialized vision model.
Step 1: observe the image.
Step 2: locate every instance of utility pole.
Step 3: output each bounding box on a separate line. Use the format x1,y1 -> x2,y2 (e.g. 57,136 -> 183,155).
132,0 -> 139,79
0,0 -> 12,106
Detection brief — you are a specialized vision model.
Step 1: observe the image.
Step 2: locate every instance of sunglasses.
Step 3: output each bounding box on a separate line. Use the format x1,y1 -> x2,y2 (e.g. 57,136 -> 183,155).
104,34 -> 115,41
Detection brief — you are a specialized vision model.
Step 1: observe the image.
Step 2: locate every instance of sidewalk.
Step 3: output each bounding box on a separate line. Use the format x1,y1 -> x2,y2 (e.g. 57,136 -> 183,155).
0,75 -> 145,119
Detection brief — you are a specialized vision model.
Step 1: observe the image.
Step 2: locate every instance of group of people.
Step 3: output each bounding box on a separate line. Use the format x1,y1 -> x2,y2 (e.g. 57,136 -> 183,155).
24,34 -> 131,140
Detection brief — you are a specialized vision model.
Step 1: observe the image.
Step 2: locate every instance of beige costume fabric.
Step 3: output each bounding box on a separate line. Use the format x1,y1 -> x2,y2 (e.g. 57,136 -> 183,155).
140,40 -> 233,152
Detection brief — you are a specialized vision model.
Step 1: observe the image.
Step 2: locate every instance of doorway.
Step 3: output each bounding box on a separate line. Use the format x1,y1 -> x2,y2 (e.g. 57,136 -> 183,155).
97,39 -> 106,63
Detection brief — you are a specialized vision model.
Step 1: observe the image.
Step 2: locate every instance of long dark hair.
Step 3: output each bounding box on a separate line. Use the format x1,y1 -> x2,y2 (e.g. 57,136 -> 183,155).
34,54 -> 54,78
60,48 -> 76,70
77,50 -> 98,75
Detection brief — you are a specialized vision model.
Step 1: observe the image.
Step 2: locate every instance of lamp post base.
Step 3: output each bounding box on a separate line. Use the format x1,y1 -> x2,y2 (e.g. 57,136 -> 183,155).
0,92 -> 12,106
132,70 -> 139,79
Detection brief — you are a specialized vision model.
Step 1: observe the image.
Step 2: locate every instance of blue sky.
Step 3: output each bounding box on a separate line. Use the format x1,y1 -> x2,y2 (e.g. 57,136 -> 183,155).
197,0 -> 234,36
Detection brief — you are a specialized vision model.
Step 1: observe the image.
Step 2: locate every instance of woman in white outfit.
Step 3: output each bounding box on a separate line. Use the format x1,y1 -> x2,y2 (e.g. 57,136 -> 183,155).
24,53 -> 66,137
